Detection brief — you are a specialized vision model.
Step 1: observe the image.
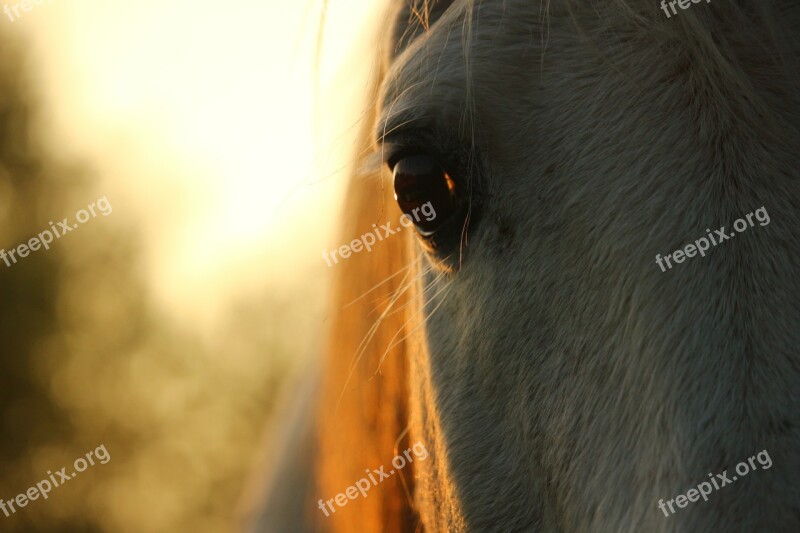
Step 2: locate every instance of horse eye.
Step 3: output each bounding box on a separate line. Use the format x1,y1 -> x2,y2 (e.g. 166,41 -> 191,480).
391,153 -> 458,234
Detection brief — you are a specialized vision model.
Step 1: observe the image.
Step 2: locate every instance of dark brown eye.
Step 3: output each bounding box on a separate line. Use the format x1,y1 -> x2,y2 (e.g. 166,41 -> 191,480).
392,153 -> 458,234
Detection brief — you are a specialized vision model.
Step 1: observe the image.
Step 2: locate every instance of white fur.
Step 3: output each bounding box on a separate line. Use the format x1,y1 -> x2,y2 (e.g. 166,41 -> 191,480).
378,0 -> 800,530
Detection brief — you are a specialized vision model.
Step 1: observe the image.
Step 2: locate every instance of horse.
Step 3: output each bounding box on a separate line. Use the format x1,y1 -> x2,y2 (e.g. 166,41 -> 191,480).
252,1 -> 800,531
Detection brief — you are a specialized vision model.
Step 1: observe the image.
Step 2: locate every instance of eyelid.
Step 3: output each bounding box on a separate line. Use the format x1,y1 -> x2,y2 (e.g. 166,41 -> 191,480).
378,126 -> 439,167
385,146 -> 428,170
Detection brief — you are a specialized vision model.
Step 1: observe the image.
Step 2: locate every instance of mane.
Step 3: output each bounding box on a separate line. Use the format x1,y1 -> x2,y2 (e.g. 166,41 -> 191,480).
314,55 -> 420,532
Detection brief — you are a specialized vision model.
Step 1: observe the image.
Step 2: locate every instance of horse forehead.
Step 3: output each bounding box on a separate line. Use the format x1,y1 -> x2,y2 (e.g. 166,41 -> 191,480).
377,0 -> 536,141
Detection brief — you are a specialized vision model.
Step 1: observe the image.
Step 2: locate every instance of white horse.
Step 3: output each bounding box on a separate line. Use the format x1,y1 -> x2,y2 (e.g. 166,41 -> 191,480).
252,1 -> 800,531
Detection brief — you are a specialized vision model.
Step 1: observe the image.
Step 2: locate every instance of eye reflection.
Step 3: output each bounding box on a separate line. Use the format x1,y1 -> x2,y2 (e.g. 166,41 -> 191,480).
392,153 -> 458,234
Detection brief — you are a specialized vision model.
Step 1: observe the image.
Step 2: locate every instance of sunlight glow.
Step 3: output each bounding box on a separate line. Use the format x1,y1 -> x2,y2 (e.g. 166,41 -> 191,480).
20,0 -> 382,320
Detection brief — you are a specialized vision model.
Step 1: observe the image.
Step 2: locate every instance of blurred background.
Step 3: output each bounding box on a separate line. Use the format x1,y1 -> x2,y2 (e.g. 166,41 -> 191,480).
0,0 -> 384,530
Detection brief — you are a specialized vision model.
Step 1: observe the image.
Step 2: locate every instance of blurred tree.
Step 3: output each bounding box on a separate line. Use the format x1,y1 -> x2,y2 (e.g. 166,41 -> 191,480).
0,30 -> 304,533
0,30 -> 98,533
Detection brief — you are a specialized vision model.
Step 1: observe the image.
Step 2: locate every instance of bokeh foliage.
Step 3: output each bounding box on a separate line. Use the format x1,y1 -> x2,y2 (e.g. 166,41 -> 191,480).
0,31 -> 312,532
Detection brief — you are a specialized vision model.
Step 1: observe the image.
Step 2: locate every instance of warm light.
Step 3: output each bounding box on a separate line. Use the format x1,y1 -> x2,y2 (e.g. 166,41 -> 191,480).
20,0 -> 383,322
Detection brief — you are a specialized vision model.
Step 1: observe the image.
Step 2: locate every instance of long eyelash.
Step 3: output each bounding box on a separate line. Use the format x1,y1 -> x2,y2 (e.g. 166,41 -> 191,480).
335,257 -> 427,413
341,255 -> 423,310
374,268 -> 451,374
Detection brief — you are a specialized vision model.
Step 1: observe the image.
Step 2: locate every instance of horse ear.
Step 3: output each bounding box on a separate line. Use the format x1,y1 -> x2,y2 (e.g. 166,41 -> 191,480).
388,0 -> 456,59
